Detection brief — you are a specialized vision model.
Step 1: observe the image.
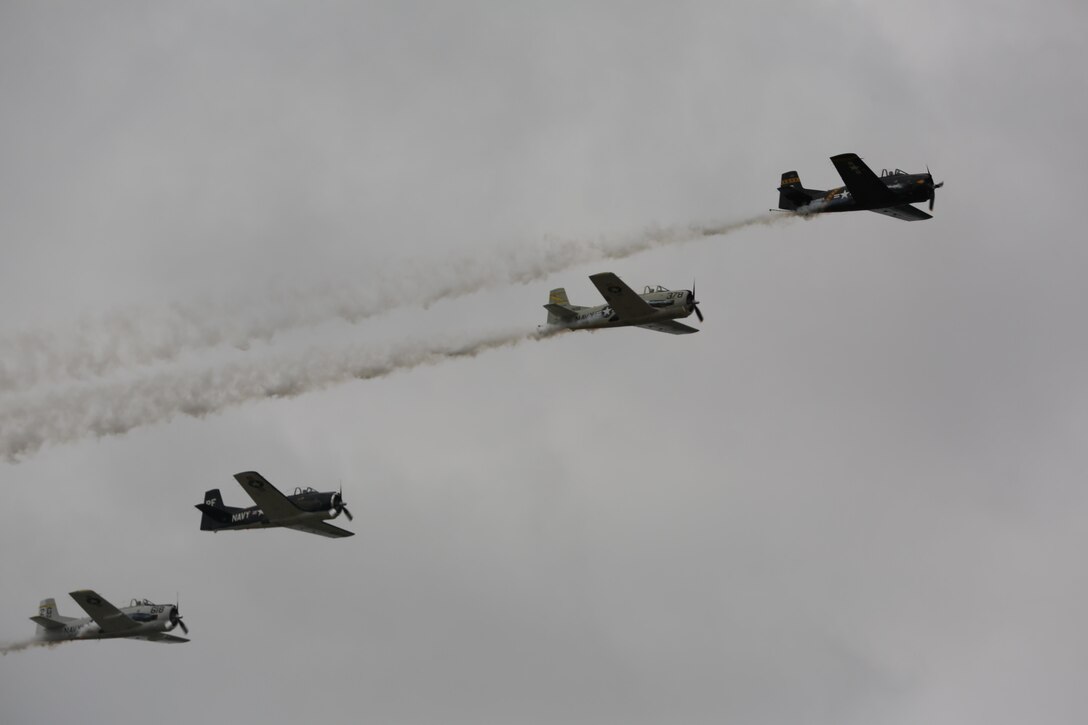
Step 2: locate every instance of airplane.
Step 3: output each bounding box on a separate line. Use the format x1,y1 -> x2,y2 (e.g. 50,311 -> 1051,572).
30,590 -> 189,644
196,471 -> 354,539
776,153 -> 943,221
542,271 -> 703,335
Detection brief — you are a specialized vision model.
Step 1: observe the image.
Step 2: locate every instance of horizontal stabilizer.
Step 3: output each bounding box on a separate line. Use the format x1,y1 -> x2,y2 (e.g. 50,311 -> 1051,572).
195,503 -> 232,523
30,615 -> 67,631
778,185 -> 816,203
543,303 -> 578,321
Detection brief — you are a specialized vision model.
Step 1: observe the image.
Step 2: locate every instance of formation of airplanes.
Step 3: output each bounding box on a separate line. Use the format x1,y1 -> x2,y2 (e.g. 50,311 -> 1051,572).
27,472 -> 352,643
27,152 -> 939,647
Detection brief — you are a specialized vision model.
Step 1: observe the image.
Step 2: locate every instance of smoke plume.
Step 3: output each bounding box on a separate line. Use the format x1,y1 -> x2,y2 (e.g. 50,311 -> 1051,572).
0,213 -> 792,393
0,639 -> 66,655
0,325 -> 566,461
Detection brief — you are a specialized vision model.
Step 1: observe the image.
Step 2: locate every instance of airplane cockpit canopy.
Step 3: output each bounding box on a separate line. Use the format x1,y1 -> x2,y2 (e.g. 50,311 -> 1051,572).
881,168 -> 909,177
643,285 -> 670,293
293,486 -> 319,495
130,598 -> 155,607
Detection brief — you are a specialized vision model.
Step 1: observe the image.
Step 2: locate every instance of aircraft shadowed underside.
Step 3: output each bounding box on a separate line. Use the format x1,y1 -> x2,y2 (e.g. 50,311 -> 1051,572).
777,153 -> 943,221
196,471 -> 354,539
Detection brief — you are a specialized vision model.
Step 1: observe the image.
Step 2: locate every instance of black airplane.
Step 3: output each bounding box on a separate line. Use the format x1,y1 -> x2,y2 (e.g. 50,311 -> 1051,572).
196,471 -> 354,538
777,153 -> 943,221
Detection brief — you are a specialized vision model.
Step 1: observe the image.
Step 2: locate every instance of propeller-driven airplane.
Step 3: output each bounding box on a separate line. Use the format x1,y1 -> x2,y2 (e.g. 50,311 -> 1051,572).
30,590 -> 189,644
196,471 -> 354,539
543,272 -> 703,335
777,153 -> 943,221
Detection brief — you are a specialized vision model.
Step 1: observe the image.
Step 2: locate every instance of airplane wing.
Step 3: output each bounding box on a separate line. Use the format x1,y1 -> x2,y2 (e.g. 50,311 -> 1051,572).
233,471 -> 303,522
830,153 -> 897,206
868,204 -> 933,221
589,273 -> 655,320
68,590 -> 140,633
284,521 -> 355,538
637,320 -> 700,335
143,633 -> 190,643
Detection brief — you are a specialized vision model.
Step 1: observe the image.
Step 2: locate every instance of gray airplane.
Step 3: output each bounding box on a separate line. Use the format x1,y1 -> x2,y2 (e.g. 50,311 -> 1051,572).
543,272 -> 703,335
30,590 -> 189,644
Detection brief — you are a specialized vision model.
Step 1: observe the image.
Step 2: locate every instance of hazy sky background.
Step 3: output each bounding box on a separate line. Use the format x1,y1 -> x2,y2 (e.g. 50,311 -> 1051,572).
2,1 -> 1087,723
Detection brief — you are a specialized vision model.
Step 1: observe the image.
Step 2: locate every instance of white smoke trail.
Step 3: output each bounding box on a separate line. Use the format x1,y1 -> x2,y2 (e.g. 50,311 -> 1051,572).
0,639 -> 66,655
0,325 -> 566,462
0,213 -> 795,393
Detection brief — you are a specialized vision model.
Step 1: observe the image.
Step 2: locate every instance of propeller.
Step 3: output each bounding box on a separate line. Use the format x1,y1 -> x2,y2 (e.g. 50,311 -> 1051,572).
925,165 -> 944,211
332,487 -> 354,521
170,598 -> 188,635
688,281 -> 704,323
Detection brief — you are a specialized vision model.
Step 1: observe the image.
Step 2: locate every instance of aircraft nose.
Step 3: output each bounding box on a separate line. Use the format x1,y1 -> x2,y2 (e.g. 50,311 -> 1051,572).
686,289 -> 704,323
170,605 -> 189,634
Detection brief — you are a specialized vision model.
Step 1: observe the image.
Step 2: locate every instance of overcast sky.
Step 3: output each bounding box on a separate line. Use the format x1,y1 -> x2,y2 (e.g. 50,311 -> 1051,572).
2,1 -> 1088,723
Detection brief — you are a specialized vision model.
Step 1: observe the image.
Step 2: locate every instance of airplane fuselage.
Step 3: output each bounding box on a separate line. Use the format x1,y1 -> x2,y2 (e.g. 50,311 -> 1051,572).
799,173 -> 933,214
201,488 -> 344,532
197,472 -> 355,538
36,602 -> 180,642
548,288 -> 695,331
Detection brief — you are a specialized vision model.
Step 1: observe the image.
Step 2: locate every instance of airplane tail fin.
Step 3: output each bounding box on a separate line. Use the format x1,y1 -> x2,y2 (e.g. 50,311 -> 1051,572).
546,288 -> 574,325
196,489 -> 232,531
778,170 -> 814,210
32,598 -> 73,635
549,288 -> 571,306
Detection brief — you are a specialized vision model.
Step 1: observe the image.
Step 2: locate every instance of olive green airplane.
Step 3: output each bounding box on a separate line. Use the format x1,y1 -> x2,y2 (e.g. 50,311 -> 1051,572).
777,152 -> 943,221
543,272 -> 703,335
196,471 -> 354,539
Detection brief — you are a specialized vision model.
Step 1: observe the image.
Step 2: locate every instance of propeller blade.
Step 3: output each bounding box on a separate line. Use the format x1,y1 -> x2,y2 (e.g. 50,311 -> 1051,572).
688,280 -> 703,323
170,602 -> 189,635
921,163 -> 942,212
925,170 -> 940,212
342,505 -> 354,522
